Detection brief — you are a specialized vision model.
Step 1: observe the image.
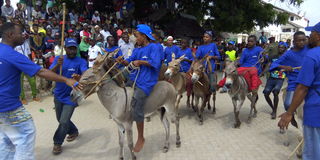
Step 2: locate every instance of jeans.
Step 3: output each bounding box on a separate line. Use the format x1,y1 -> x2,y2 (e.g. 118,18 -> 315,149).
20,73 -> 38,100
284,90 -> 294,111
131,87 -> 147,122
303,125 -> 320,160
263,78 -> 284,95
53,98 -> 78,145
208,72 -> 217,92
0,106 -> 36,160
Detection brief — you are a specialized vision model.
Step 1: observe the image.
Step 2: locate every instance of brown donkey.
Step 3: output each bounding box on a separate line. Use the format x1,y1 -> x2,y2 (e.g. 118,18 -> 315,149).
190,56 -> 217,125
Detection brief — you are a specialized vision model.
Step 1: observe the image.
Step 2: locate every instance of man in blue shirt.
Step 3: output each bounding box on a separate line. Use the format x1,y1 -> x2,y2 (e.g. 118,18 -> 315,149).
239,35 -> 264,74
164,36 -> 180,64
105,35 -> 123,58
279,22 -> 320,160
195,31 -> 220,92
270,31 -> 308,111
117,24 -> 161,153
49,38 -> 88,154
0,23 -> 81,160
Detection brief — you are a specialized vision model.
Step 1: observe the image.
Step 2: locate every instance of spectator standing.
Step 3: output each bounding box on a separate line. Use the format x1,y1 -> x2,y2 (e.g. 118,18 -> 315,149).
1,0 -> 14,20
119,33 -> 134,59
15,35 -> 40,105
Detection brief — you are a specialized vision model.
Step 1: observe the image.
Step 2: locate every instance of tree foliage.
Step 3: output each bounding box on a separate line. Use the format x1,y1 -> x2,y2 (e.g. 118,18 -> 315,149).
53,0 -> 304,33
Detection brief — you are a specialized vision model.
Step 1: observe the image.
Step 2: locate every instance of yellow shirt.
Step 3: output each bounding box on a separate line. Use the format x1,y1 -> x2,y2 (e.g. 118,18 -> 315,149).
226,50 -> 237,61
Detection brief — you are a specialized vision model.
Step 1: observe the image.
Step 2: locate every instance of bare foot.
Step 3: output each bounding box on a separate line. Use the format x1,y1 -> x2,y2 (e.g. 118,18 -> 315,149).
21,99 -> 28,105
33,97 -> 41,102
133,138 -> 145,152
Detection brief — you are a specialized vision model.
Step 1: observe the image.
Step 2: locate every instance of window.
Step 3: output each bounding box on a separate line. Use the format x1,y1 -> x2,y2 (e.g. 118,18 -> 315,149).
290,16 -> 294,21
282,28 -> 291,32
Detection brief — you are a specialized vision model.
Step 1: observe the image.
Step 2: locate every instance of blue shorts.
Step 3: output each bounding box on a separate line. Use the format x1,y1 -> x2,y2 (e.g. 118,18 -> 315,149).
263,78 -> 284,95
303,125 -> 320,160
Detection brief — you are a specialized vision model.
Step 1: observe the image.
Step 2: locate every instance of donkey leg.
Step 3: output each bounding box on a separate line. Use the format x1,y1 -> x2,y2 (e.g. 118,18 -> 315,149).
171,112 -> 181,148
212,92 -> 216,114
207,94 -> 211,111
175,94 -> 183,118
124,122 -> 136,160
117,124 -> 125,160
199,97 -> 207,125
252,93 -> 258,118
233,99 -> 243,128
160,109 -> 170,153
193,96 -> 200,113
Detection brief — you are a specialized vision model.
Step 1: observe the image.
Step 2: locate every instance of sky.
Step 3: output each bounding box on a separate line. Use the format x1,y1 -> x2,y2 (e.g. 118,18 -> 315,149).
9,0 -> 319,25
263,0 -> 319,25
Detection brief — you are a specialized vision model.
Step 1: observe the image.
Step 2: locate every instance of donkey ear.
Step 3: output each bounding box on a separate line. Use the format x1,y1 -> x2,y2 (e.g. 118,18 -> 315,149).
178,54 -> 185,61
108,48 -> 120,58
200,54 -> 209,63
171,52 -> 176,60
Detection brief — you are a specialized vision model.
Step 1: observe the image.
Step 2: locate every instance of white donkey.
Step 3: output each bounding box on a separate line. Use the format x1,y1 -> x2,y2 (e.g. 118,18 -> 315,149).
71,53 -> 181,160
224,60 -> 258,128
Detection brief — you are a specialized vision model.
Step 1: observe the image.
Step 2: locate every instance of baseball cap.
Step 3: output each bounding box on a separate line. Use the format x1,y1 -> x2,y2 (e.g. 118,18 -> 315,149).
228,41 -> 235,45
305,22 -> 320,33
167,36 -> 173,40
278,41 -> 288,48
65,38 -> 78,48
136,24 -> 155,41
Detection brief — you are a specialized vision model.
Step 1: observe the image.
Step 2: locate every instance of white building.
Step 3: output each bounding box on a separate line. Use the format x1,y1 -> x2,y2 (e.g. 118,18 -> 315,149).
255,3 -> 309,42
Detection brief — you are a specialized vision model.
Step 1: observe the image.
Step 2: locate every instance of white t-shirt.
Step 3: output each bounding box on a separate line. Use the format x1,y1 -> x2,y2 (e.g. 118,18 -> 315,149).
54,45 -> 66,56
15,40 -> 32,58
119,42 -> 134,59
100,30 -> 111,42
88,45 -> 101,67
92,15 -> 101,23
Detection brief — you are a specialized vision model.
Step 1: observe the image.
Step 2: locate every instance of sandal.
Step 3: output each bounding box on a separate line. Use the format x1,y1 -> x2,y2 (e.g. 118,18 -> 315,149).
66,133 -> 79,142
52,144 -> 62,155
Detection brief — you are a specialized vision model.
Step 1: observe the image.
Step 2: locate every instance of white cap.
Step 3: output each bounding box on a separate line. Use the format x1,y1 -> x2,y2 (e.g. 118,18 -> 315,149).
167,36 -> 173,40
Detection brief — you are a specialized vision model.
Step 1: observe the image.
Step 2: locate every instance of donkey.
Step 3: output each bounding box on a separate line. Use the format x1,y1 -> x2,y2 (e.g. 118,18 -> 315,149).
281,88 -> 304,159
71,53 -> 181,160
164,54 -> 192,110
190,57 -> 217,125
224,60 -> 258,128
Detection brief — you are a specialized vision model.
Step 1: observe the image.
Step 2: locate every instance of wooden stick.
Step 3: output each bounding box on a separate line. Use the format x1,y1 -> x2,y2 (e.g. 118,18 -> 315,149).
288,139 -> 304,160
59,3 -> 66,75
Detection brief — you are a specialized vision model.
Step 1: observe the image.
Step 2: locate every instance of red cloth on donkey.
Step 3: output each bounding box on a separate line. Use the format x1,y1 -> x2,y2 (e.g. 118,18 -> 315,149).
218,67 -> 262,91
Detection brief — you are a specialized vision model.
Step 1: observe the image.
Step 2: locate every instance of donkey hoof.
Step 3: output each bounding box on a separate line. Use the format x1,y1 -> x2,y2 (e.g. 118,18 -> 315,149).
199,120 -> 203,125
146,117 -> 151,122
283,141 -> 290,146
119,157 -> 124,160
207,105 -> 211,110
192,106 -> 197,112
132,155 -> 137,160
253,112 -> 257,118
234,122 -> 241,128
176,141 -> 181,148
247,118 -> 252,124
212,109 -> 216,114
163,146 -> 169,153
279,129 -> 285,134
296,152 -> 302,159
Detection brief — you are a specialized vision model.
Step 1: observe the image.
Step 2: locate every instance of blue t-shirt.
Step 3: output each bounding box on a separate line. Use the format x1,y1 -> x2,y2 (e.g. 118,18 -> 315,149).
296,46 -> 320,127
196,43 -> 220,73
164,45 -> 180,63
239,46 -> 264,73
126,43 -> 161,96
177,48 -> 193,72
0,43 -> 42,112
50,55 -> 88,106
154,42 -> 164,61
270,46 -> 308,91
105,46 -> 123,58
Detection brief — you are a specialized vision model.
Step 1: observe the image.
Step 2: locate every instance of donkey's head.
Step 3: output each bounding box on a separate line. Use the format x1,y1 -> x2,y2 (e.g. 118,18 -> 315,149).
164,53 -> 185,79
224,58 -> 238,89
71,49 -> 119,103
190,55 -> 207,84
